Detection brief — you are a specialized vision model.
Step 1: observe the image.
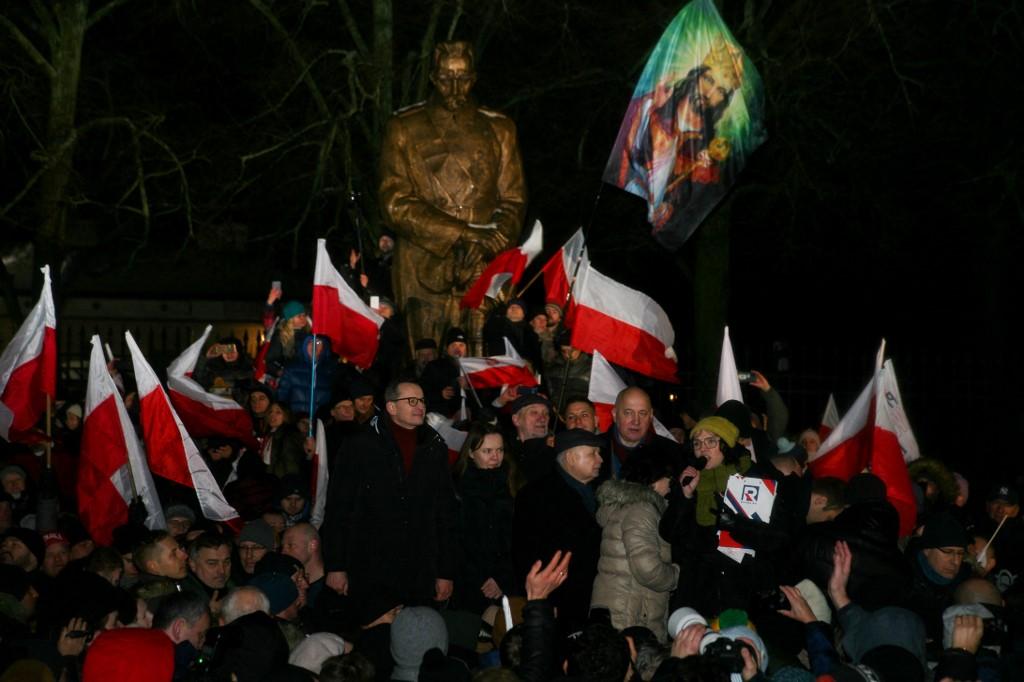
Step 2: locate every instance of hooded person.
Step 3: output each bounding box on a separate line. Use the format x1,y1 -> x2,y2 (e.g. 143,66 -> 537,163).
277,335 -> 339,419
420,327 -> 468,417
276,475 -> 311,527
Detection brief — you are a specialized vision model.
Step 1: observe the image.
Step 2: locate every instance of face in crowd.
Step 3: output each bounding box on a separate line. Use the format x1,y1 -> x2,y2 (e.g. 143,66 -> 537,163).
470,433 -> 505,470
691,429 -> 726,470
190,544 -> 231,590
564,400 -> 597,433
387,383 -> 426,430
613,388 -> 653,446
513,403 -> 549,441
561,446 -> 602,484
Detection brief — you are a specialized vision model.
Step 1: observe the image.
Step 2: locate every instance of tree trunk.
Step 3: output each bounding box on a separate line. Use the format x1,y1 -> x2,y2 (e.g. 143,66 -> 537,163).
692,204 -> 731,409
37,0 -> 87,253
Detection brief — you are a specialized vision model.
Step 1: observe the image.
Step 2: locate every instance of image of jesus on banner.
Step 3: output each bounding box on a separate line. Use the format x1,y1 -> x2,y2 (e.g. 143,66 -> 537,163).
603,0 -> 766,250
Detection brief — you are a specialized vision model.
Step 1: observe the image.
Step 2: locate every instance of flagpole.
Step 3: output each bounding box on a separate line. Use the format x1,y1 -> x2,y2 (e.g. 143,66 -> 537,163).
308,333 -> 317,438
457,361 -> 484,409
514,268 -> 545,298
45,394 -> 52,469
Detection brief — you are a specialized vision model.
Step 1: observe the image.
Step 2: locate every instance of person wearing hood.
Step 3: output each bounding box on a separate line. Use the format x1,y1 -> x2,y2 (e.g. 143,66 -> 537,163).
277,335 -> 339,419
591,448 -> 680,641
276,474 -> 311,528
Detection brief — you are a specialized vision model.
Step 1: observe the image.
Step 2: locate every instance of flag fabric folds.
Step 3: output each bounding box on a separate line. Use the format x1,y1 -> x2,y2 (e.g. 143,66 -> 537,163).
79,336 -> 164,545
461,220 -> 544,309
569,261 -> 678,384
540,228 -> 588,324
459,351 -> 539,390
808,346 -> 917,536
0,265 -> 57,441
426,412 -> 469,468
312,239 -> 385,369
125,331 -> 241,530
588,350 -> 673,438
819,393 -> 839,439
715,326 -> 742,407
309,419 -> 329,528
602,0 -> 766,250
167,326 -> 258,451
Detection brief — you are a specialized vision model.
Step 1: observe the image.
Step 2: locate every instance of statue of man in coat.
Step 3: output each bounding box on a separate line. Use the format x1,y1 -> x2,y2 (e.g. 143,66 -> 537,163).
379,40 -> 527,355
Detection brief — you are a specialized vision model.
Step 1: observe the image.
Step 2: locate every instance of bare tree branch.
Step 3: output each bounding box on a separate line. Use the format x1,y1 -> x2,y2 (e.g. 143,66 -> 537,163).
86,0 -> 135,30
336,0 -> 368,55
0,14 -> 56,79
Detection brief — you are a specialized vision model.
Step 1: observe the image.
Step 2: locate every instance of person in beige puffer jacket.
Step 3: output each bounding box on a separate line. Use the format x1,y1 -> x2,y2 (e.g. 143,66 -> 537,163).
590,452 -> 680,641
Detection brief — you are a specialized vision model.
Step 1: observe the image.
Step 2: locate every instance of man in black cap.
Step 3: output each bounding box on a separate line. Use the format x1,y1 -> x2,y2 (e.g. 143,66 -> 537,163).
349,375 -> 378,426
984,483 -> 1023,596
482,298 -> 542,369
505,393 -> 555,483
0,528 -> 44,573
421,327 -> 468,417
904,511 -> 971,641
512,428 -> 604,632
401,338 -> 438,381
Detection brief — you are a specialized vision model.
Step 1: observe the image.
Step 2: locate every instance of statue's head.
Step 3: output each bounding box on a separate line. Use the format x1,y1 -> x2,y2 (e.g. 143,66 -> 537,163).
430,41 -> 476,111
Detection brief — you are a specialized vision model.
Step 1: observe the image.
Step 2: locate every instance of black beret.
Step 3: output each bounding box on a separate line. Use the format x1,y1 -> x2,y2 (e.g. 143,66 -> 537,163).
510,393 -> 551,415
554,428 -> 604,454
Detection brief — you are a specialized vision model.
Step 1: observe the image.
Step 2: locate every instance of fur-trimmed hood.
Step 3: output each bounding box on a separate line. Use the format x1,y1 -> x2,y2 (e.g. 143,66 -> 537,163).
596,478 -> 668,514
908,458 -> 959,505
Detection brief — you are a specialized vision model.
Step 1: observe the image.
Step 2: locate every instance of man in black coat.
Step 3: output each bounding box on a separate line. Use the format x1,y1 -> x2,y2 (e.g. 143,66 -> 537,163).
598,387 -> 684,485
512,429 -> 604,633
321,380 -> 457,616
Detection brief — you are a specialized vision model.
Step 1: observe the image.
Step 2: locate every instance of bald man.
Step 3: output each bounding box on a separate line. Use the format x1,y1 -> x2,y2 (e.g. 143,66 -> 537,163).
597,387 -> 683,484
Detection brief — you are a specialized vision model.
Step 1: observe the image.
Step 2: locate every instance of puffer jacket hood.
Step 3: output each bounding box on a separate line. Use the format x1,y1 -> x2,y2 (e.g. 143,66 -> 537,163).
596,478 -> 668,521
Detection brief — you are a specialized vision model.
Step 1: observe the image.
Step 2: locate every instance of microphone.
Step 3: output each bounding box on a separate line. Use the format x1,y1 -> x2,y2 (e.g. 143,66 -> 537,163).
680,457 -> 707,489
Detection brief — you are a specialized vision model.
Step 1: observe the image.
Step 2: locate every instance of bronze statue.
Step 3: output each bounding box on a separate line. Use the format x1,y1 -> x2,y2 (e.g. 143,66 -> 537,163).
379,41 -> 527,355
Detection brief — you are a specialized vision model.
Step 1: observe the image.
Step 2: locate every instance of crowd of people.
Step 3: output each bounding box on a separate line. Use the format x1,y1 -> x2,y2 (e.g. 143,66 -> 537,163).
2,253 -> 1023,682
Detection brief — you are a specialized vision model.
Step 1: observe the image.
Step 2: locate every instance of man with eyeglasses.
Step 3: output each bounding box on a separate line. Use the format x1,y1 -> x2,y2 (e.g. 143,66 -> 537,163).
322,379 -> 457,614
905,511 -> 972,642
598,387 -> 683,485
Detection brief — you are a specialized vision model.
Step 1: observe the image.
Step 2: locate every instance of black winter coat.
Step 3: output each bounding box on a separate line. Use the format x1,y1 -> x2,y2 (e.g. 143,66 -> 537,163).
453,463 -> 516,613
512,468 -> 601,632
320,415 -> 457,607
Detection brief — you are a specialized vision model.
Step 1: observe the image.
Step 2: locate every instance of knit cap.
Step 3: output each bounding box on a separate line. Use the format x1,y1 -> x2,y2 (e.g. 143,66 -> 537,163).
690,416 -> 739,449
390,607 -> 448,681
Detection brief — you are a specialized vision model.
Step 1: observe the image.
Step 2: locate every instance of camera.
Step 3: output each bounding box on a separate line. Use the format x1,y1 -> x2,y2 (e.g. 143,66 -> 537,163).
700,634 -> 751,674
737,371 -> 754,383
756,586 -> 790,612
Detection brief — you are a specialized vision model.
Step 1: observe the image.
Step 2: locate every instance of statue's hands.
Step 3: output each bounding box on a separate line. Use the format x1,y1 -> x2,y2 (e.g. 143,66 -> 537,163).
462,225 -> 509,257
462,242 -> 487,273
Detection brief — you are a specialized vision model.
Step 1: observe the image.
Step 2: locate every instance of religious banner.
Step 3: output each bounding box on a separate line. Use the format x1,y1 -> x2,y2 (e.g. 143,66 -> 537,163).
603,0 -> 766,250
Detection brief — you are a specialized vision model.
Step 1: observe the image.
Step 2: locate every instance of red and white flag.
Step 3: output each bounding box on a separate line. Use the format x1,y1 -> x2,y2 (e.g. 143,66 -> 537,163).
312,238 -> 384,369
0,265 -> 57,441
461,220 -> 544,309
459,344 -> 539,390
871,359 -> 918,535
79,336 -> 164,545
715,326 -> 743,407
309,419 -> 329,528
569,260 -> 678,383
426,412 -> 469,468
541,228 -> 588,324
808,344 -> 916,536
125,331 -> 241,530
819,393 -> 839,439
588,350 -> 672,437
877,360 -> 920,463
167,326 -> 257,450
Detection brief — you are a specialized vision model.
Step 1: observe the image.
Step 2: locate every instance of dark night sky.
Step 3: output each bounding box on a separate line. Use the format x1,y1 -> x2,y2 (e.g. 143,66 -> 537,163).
2,1 -> 1021,482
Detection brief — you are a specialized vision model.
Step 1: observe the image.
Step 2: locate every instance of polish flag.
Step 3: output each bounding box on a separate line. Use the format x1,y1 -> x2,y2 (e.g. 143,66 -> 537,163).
0,265 -> 57,441
426,412 -> 468,468
309,419 -> 329,528
312,239 -> 384,370
872,359 -> 918,535
125,331 -> 241,530
808,344 -> 916,535
541,228 -> 588,324
819,393 -> 839,439
569,261 -> 678,383
167,326 -> 257,451
715,326 -> 743,407
461,220 -> 544,309
459,343 -> 539,390
79,336 -> 164,545
588,350 -> 672,437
